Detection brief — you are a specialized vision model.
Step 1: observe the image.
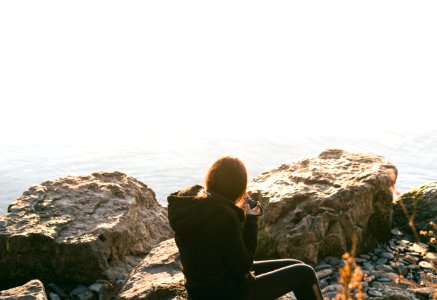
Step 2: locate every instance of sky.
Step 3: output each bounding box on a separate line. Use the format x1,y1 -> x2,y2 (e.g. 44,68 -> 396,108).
1,1 -> 436,142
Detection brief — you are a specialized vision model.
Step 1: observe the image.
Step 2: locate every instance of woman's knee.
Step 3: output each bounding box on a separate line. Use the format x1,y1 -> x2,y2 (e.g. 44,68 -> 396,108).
297,264 -> 318,281
277,258 -> 305,266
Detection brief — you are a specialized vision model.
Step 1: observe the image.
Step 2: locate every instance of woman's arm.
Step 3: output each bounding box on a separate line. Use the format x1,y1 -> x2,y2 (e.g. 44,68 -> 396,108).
220,213 -> 258,277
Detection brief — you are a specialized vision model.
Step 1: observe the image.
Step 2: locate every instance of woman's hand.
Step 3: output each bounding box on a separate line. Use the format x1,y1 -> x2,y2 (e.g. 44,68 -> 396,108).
244,203 -> 262,216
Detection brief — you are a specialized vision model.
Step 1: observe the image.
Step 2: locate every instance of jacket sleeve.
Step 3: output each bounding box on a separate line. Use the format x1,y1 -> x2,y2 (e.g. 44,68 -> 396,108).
243,215 -> 258,256
220,214 -> 258,277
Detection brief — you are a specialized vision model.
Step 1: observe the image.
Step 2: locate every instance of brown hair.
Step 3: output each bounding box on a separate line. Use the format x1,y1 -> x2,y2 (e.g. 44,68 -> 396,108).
205,156 -> 247,205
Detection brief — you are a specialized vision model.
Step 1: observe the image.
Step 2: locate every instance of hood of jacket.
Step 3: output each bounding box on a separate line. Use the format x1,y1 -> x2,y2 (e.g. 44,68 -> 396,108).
167,184 -> 245,235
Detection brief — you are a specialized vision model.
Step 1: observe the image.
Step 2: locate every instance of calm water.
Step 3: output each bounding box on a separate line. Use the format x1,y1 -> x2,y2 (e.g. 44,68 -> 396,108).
1,130 -> 436,215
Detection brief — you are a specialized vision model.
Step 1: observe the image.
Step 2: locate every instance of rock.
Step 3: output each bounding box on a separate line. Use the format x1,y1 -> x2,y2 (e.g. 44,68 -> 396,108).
314,264 -> 332,271
325,256 -> 343,267
363,262 -> 375,271
46,283 -> 68,299
355,257 -> 367,264
409,242 -> 429,255
118,239 -> 187,300
389,262 -> 408,276
88,280 -> 117,300
407,264 -> 420,271
316,269 -> 333,280
375,264 -> 394,273
0,279 -> 48,299
368,289 -> 383,297
393,181 -> 437,239
70,285 -> 96,300
359,254 -> 371,260
425,252 -> 437,260
321,284 -> 343,294
276,293 -> 297,300
323,291 -> 338,299
0,172 -> 173,289
380,252 -> 394,260
391,227 -> 403,236
376,258 -> 388,265
418,261 -> 433,269
408,287 -> 436,298
49,293 -> 61,300
248,149 -> 397,264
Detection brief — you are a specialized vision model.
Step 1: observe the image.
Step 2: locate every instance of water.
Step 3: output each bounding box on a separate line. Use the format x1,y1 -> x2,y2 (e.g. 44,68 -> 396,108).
1,129 -> 436,215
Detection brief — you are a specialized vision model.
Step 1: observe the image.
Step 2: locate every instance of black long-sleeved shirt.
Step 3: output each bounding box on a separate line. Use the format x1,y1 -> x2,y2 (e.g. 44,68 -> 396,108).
167,185 -> 258,300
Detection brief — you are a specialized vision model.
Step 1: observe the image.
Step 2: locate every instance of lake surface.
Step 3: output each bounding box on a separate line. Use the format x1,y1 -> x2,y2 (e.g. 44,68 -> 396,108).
1,129 -> 436,214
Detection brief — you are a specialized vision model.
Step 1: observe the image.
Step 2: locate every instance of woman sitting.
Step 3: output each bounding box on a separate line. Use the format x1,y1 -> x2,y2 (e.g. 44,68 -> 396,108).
167,156 -> 323,300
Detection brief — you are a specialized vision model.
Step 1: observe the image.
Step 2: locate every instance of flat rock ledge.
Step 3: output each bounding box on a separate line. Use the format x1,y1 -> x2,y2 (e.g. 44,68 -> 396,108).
0,171 -> 173,289
248,149 -> 397,265
0,280 -> 47,300
118,238 -> 186,300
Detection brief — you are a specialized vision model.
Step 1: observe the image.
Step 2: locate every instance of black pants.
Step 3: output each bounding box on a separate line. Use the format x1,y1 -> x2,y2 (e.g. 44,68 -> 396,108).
248,259 -> 323,300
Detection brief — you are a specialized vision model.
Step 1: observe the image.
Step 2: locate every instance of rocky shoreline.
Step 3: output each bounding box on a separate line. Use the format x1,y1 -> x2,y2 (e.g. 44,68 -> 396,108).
0,149 -> 436,299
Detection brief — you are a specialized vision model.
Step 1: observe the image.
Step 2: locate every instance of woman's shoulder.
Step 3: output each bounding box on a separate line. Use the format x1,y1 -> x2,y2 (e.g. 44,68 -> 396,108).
168,184 -> 205,198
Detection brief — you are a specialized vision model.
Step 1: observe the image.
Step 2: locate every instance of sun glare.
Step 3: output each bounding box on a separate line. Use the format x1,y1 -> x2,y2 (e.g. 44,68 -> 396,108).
1,1 -> 436,143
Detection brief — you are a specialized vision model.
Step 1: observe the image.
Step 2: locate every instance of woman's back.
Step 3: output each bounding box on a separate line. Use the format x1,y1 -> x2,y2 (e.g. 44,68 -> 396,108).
167,184 -> 256,299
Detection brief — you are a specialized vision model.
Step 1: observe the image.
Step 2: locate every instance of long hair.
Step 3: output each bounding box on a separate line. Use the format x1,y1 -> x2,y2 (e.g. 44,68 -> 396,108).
205,156 -> 247,206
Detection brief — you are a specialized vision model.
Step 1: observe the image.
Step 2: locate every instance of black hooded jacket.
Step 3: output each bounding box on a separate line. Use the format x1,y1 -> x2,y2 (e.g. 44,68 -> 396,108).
167,185 -> 258,299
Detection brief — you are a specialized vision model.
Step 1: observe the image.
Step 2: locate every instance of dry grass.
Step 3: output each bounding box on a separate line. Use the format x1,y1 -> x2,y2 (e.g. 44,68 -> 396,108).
325,197 -> 437,299
323,235 -> 364,300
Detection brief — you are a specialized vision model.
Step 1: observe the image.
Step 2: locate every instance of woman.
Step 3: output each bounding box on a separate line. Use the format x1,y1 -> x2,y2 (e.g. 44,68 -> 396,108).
167,156 -> 323,300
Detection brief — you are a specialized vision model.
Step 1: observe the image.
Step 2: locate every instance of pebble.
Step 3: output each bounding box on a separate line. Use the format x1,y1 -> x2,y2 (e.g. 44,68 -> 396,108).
418,260 -> 433,269
316,268 -> 333,280
375,258 -> 388,265
368,289 -> 383,297
391,227 -> 403,236
47,283 -> 69,299
362,262 -> 374,271
374,248 -> 384,255
376,277 -> 392,282
314,264 -> 332,271
49,293 -> 61,300
359,254 -> 371,260
69,285 -> 95,300
408,287 -> 436,297
425,252 -> 437,260
321,284 -> 343,294
323,291 -> 337,299
375,264 -> 394,273
390,262 -> 408,276
409,242 -> 428,254
325,256 -> 344,267
380,252 -> 395,260
403,254 -> 419,264
407,264 -> 420,271
354,257 -> 366,264
311,228 -> 437,300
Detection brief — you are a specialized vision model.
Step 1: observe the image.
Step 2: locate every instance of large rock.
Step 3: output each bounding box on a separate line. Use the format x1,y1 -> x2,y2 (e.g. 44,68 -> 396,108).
0,172 -> 173,289
0,280 -> 48,300
118,239 -> 186,300
248,149 -> 397,265
393,181 -> 437,244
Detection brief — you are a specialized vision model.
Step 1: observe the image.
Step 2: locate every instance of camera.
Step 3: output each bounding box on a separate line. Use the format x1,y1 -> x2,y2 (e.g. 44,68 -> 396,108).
246,196 -> 260,209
